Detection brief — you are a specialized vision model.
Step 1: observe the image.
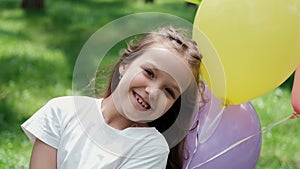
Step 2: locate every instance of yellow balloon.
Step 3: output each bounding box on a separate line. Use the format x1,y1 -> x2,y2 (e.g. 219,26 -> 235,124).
193,0 -> 300,105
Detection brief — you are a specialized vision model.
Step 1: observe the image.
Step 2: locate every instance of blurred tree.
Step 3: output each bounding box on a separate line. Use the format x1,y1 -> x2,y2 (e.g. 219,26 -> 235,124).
145,0 -> 154,3
185,0 -> 201,5
21,0 -> 44,9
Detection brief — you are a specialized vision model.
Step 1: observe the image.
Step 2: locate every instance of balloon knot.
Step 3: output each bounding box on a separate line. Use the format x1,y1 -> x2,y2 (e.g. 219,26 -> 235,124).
290,113 -> 299,119
220,99 -> 229,108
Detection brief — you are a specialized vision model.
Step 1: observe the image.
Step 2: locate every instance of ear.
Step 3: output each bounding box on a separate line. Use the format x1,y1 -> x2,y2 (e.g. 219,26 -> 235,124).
118,64 -> 128,76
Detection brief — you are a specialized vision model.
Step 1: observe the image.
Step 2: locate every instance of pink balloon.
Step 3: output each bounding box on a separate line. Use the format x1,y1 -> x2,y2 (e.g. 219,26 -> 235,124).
292,65 -> 300,115
184,86 -> 262,169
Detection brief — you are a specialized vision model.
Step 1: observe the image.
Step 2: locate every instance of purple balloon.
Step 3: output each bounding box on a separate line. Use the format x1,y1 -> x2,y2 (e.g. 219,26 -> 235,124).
183,86 -> 262,169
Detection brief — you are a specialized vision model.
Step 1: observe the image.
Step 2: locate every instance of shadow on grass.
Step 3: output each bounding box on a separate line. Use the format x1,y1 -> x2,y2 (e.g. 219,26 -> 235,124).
21,0 -> 141,70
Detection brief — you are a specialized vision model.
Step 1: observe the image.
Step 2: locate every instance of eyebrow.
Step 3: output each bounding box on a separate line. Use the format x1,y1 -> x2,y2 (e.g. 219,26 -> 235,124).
141,62 -> 156,68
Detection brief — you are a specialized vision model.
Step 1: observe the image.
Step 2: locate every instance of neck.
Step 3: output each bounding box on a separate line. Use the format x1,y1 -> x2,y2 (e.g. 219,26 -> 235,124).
102,96 -> 145,130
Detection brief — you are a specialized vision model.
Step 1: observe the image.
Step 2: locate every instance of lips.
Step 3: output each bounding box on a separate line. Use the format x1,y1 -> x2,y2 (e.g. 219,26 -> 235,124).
133,91 -> 151,110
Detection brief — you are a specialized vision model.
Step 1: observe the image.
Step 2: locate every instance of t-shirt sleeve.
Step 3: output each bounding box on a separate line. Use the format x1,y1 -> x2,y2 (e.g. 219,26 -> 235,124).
21,98 -> 63,149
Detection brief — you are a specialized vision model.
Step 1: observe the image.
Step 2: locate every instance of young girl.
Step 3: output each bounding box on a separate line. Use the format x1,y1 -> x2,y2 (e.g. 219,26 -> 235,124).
21,26 -> 203,169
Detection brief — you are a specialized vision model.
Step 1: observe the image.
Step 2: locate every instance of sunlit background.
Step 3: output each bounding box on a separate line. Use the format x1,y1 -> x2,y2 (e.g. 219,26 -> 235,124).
0,0 -> 299,168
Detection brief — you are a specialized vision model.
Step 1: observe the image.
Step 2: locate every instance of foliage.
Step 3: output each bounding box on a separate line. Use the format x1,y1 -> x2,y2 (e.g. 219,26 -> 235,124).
185,0 -> 202,5
0,0 -> 298,168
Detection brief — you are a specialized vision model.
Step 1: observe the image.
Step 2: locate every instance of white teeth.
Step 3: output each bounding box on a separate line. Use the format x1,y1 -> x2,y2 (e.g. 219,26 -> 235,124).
136,95 -> 150,109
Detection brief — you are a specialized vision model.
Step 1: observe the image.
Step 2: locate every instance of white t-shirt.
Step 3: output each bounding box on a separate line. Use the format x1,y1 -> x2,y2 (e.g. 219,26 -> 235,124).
21,96 -> 169,169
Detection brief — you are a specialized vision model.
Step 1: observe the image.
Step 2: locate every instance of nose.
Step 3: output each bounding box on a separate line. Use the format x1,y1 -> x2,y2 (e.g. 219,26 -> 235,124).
145,84 -> 162,99
145,84 -> 166,111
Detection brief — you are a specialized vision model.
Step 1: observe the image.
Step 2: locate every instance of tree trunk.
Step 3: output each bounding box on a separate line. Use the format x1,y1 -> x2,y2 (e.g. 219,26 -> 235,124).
21,0 -> 45,9
144,0 -> 154,3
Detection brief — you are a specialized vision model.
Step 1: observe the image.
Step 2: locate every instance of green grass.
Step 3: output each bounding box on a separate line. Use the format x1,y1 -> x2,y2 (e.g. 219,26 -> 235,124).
252,88 -> 300,169
0,0 -> 299,168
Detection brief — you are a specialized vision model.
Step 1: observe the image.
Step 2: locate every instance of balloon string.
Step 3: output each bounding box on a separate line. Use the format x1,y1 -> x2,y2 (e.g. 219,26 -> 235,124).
206,105 -> 226,134
184,120 -> 200,169
189,113 -> 294,169
185,106 -> 226,169
260,114 -> 294,132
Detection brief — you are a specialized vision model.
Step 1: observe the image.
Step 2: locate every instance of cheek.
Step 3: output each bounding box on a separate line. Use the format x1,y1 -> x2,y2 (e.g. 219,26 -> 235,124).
128,73 -> 146,87
164,99 -> 176,112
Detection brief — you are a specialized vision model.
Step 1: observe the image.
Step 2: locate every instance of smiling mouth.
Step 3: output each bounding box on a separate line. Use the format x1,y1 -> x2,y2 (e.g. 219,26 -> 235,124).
133,91 -> 151,110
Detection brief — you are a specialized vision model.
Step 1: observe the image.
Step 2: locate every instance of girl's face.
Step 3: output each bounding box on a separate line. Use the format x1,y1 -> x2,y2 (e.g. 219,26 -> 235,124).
112,48 -> 193,123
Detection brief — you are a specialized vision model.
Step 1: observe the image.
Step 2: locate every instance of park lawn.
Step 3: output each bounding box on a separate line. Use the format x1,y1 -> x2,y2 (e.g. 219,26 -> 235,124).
0,0 -> 299,168
252,88 -> 300,169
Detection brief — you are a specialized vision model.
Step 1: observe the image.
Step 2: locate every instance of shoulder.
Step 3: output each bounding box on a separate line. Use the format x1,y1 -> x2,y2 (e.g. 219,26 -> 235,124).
21,96 -> 102,147
133,129 -> 169,156
28,95 -> 101,126
120,131 -> 169,168
45,96 -> 101,111
48,96 -> 99,105
148,130 -> 169,153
